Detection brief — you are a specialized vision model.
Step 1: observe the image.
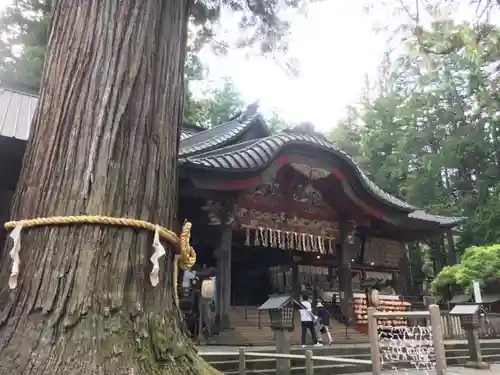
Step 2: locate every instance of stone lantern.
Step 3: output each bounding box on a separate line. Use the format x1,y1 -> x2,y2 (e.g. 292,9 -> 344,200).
259,294 -> 301,375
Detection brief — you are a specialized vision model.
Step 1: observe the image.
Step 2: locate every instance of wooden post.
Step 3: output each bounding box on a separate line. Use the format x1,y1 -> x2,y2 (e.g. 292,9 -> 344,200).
197,296 -> 204,344
275,329 -> 291,375
429,304 -> 447,375
338,220 -> 353,325
305,350 -> 314,375
446,230 -> 456,266
395,245 -> 409,296
216,221 -> 233,330
222,222 -> 232,328
464,328 -> 490,369
367,307 -> 381,375
291,263 -> 300,300
238,347 -> 246,375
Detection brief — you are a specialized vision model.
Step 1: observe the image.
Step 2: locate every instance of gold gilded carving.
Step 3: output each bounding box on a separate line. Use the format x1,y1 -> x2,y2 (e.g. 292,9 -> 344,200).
290,163 -> 331,180
236,180 -> 340,254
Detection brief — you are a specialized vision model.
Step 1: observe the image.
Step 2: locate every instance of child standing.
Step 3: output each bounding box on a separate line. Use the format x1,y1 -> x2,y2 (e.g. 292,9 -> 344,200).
316,302 -> 332,344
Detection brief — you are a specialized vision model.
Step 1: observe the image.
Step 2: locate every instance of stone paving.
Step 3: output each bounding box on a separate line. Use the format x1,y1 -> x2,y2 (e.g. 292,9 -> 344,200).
351,364 -> 500,374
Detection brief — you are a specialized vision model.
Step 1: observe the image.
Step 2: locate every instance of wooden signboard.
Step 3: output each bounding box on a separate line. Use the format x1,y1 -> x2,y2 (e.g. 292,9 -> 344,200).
363,237 -> 402,268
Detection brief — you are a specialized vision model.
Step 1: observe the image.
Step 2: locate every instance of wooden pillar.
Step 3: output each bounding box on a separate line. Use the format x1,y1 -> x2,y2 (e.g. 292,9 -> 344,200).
291,263 -> 300,300
438,233 -> 447,269
407,241 -> 424,295
327,266 -> 334,289
429,236 -> 445,278
395,244 -> 409,295
446,230 -> 457,266
338,220 -> 353,324
216,222 -> 232,330
213,200 -> 234,332
275,330 -> 291,375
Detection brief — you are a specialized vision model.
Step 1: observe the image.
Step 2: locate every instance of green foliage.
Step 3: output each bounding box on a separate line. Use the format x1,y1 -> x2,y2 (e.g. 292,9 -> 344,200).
0,0 -> 50,87
190,0 -> 312,56
333,22 -> 500,256
0,0 -> 310,87
184,78 -> 244,127
328,21 -> 500,285
431,244 -> 500,293
184,78 -> 289,129
0,0 -> 297,129
430,265 -> 460,293
329,106 -> 362,160
265,108 -> 291,133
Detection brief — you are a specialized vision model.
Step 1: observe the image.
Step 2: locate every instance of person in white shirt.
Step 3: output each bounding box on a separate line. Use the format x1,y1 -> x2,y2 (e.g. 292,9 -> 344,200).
182,269 -> 196,288
299,293 -> 321,346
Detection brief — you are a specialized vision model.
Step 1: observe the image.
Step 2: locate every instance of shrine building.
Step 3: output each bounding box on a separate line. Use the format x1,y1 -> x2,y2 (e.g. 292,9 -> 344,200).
0,87 -> 465,345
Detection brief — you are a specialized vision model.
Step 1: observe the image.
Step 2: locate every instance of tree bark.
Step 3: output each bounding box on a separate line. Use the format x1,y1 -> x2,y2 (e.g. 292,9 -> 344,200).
0,1 -> 217,374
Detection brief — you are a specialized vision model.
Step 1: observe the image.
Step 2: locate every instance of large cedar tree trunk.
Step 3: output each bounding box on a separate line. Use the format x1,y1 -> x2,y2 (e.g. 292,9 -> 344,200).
0,2 -> 217,374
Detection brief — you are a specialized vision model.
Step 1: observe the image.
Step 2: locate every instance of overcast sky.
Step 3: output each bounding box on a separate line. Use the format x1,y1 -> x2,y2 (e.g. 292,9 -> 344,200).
197,1 -> 389,132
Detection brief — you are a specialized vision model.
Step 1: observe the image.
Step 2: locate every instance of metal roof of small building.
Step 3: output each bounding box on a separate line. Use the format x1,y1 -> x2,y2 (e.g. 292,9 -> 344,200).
0,87 -> 207,142
0,88 -> 38,140
450,304 -> 481,315
258,294 -> 296,310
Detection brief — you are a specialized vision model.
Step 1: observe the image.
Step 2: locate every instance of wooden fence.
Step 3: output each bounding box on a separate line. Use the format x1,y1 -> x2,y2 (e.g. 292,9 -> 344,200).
201,348 -> 372,375
440,312 -> 500,339
200,308 -> 500,374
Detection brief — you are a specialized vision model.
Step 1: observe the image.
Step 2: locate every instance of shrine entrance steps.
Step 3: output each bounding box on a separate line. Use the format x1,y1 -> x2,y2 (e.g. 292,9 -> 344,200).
200,340 -> 500,375
209,306 -> 367,346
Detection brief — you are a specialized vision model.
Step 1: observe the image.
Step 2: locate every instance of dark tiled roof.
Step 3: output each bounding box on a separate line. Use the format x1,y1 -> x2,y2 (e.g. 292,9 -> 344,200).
181,123 -> 206,140
179,131 -> 465,227
0,88 -> 38,140
180,132 -> 417,209
180,131 -> 192,140
408,210 -> 466,226
179,103 -> 270,157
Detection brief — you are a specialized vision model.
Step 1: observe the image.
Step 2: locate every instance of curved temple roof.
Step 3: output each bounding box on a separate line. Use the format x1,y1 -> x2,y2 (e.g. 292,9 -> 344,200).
179,102 -> 270,157
0,87 -> 465,228
178,109 -> 465,229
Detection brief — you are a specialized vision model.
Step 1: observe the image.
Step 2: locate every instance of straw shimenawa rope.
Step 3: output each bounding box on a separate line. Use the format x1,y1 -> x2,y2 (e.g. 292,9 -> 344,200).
4,215 -> 196,308
3,217 -> 224,375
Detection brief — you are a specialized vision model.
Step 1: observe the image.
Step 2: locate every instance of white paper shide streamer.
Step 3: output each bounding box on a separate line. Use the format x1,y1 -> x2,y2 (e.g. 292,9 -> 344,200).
150,225 -> 166,287
9,223 -> 23,289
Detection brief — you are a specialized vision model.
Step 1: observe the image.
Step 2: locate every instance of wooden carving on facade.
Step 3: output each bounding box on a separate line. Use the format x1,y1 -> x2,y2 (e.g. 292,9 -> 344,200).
235,181 -> 339,254
289,163 -> 331,181
201,199 -> 235,226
